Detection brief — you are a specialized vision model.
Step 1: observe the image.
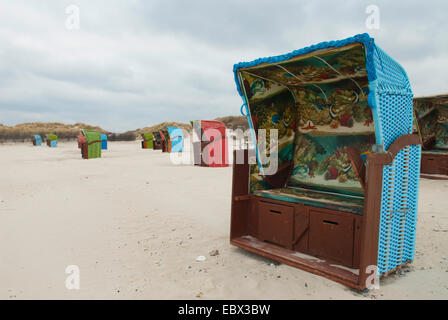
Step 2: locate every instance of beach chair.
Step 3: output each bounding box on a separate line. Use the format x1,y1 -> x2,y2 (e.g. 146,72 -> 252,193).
80,129 -> 102,159
231,33 -> 421,290
413,95 -> 448,178
191,120 -> 229,167
32,135 -> 42,146
152,131 -> 162,150
141,133 -> 154,149
166,127 -> 184,152
46,134 -> 58,147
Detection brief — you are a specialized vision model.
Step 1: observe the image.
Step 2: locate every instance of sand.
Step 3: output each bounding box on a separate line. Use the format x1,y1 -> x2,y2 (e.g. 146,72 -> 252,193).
0,141 -> 447,300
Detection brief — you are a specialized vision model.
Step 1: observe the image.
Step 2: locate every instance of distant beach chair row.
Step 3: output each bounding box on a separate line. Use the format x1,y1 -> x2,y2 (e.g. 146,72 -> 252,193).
32,130 -> 108,160
32,122 -> 233,166
32,134 -> 57,147
140,121 -> 230,167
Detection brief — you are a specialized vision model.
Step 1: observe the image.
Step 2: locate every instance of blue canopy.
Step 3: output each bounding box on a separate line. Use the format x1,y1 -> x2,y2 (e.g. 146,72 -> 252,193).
166,127 -> 183,152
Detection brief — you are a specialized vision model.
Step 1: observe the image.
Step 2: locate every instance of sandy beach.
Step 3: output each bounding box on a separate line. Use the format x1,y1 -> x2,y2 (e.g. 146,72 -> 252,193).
0,141 -> 447,300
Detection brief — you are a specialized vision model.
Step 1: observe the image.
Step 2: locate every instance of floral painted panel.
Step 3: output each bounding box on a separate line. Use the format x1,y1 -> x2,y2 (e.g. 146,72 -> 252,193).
436,104 -> 448,149
414,98 -> 437,147
414,96 -> 448,150
248,89 -> 297,192
291,78 -> 373,134
241,73 -> 288,105
242,43 -> 367,87
288,79 -> 375,196
288,133 -> 374,196
241,43 -> 374,195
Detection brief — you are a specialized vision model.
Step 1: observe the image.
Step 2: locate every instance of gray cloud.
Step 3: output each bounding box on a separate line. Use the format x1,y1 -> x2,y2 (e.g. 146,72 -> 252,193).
0,0 -> 446,131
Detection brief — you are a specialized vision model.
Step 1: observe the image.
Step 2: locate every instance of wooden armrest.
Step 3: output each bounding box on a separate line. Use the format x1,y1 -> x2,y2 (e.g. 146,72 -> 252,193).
263,161 -> 294,188
423,136 -> 436,151
234,195 -> 251,201
386,134 -> 421,159
344,146 -> 366,190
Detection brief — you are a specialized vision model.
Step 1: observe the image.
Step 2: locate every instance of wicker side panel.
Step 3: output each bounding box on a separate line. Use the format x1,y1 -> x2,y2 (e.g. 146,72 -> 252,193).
377,145 -> 420,275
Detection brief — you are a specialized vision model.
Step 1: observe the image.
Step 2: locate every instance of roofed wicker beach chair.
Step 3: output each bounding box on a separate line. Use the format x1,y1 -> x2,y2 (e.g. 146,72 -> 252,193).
166,127 -> 184,153
191,120 -> 229,167
80,129 -> 102,159
152,131 -> 162,150
231,33 -> 421,290
32,134 -> 42,146
141,133 -> 154,149
413,94 -> 448,179
46,134 -> 58,147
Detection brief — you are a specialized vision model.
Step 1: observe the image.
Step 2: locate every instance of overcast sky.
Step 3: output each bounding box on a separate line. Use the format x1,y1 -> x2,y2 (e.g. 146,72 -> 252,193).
0,1 -> 446,132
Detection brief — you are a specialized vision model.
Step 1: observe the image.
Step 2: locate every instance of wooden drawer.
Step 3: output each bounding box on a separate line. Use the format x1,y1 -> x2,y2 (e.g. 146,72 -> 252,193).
421,155 -> 439,174
421,154 -> 448,175
258,201 -> 294,249
308,210 -> 355,267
